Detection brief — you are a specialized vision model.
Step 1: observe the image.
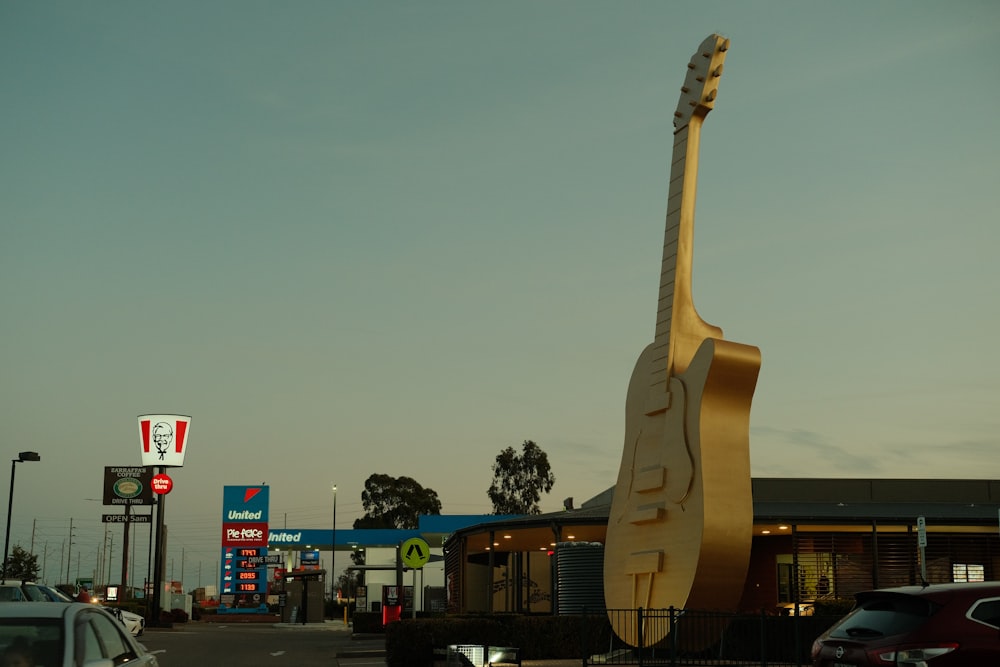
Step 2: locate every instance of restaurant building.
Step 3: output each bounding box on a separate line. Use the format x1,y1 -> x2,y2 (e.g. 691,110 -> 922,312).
442,478 -> 1000,614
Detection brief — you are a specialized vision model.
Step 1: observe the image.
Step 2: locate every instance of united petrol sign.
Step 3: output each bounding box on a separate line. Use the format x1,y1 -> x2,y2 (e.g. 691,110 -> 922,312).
220,486 -> 270,607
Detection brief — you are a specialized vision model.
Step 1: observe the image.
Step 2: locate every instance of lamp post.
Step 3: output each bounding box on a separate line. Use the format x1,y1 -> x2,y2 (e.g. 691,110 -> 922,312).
331,483 -> 337,600
3,451 -> 41,578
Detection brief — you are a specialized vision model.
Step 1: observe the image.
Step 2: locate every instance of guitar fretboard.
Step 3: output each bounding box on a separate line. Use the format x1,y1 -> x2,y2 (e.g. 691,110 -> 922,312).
646,113 -> 722,412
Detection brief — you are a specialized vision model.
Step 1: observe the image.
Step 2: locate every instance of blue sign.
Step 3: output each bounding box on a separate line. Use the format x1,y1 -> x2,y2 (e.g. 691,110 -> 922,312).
219,486 -> 270,614
222,486 -> 269,520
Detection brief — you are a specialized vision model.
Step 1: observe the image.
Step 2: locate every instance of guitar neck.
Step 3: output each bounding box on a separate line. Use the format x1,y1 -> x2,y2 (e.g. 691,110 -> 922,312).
647,115 -> 723,404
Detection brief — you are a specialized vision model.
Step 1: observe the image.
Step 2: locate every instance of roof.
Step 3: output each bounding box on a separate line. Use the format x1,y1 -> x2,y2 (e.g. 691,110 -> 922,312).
0,601 -> 84,619
443,477 -> 1000,548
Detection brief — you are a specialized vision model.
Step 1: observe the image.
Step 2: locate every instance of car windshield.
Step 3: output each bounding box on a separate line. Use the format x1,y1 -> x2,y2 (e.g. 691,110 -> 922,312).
0,619 -> 64,667
38,587 -> 74,603
0,588 -> 23,602
829,593 -> 940,639
20,587 -> 47,602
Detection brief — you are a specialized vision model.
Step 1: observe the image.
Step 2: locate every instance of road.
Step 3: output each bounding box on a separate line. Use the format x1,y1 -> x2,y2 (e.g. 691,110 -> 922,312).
138,620 -> 386,667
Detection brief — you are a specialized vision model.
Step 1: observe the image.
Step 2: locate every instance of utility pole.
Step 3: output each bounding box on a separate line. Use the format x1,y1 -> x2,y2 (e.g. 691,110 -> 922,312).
65,519 -> 74,584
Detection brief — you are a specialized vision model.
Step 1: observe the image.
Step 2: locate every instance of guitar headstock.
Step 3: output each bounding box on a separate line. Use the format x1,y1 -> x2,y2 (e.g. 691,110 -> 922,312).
673,34 -> 730,130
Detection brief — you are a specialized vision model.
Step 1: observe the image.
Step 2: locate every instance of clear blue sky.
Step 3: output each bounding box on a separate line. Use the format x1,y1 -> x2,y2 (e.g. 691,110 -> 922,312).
2,1 -> 998,588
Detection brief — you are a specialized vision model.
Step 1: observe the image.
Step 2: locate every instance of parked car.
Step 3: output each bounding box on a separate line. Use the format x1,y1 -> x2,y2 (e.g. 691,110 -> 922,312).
33,584 -> 74,603
812,581 -> 1000,666
3,583 -> 145,637
0,601 -> 158,666
0,580 -> 48,602
102,606 -> 145,637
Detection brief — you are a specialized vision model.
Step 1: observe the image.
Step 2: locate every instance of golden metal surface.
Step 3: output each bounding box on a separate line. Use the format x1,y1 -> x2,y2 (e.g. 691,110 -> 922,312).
603,34 -> 761,646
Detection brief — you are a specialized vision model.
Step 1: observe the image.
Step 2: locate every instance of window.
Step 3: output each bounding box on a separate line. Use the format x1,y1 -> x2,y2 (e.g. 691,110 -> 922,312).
969,597 -> 1000,628
828,594 -> 939,640
952,563 -> 985,582
77,611 -> 136,666
0,620 -> 63,667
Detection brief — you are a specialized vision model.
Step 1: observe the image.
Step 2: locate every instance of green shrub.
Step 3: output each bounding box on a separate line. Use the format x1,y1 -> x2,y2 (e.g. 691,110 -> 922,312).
812,598 -> 855,617
168,608 -> 189,623
352,611 -> 385,634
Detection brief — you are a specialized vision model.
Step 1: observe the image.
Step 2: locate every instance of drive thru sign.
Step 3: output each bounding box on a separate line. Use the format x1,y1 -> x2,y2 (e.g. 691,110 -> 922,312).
400,537 -> 431,569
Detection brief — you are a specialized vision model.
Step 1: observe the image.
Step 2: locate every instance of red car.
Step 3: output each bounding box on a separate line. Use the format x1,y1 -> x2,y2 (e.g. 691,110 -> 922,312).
812,581 -> 1000,666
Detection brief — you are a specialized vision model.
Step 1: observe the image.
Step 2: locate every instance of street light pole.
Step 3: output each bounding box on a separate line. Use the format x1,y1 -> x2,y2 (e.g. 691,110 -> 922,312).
3,451 -> 41,578
331,483 -> 337,600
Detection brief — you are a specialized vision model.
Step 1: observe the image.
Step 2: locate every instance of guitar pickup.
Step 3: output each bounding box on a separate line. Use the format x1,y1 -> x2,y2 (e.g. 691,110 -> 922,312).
645,389 -> 671,416
628,504 -> 666,525
634,467 -> 666,493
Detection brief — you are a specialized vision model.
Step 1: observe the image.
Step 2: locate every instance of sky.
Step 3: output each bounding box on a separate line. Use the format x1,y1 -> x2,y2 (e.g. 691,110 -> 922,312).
2,1 -> 998,591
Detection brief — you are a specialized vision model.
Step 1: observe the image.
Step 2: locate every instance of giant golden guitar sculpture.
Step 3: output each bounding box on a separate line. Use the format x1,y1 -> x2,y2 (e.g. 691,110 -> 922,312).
603,34 -> 761,645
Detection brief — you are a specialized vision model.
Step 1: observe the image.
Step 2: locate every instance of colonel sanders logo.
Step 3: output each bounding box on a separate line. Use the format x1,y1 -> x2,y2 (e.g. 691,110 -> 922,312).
152,422 -> 173,461
138,415 -> 190,467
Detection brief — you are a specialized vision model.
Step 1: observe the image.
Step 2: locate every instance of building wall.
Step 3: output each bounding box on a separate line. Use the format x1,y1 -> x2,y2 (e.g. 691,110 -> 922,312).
739,526 -> 1000,613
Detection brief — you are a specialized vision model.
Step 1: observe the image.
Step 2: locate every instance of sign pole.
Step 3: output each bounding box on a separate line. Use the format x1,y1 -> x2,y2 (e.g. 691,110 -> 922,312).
917,516 -> 928,584
151,466 -> 166,625
121,504 -> 131,601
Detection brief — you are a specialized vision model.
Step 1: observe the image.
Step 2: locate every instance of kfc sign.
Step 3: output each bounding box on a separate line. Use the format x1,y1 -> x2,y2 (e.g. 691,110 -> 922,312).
222,522 -> 269,547
138,414 -> 191,467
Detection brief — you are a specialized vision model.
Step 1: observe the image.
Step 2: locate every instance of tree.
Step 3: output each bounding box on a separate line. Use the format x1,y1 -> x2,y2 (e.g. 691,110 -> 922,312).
3,545 -> 39,581
352,473 -> 442,529
488,439 -> 556,515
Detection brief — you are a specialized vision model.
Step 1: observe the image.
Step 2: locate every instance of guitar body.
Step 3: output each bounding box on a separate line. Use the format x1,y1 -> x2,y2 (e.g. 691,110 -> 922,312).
602,34 -> 761,646
604,337 -> 760,644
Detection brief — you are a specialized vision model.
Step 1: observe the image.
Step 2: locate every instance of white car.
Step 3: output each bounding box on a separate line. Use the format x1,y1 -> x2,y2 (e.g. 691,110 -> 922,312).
104,606 -> 145,637
0,601 -> 158,667
25,584 -> 145,637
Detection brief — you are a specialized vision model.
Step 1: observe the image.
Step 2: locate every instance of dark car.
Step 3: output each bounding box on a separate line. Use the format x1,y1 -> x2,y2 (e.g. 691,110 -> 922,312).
812,581 -> 1000,666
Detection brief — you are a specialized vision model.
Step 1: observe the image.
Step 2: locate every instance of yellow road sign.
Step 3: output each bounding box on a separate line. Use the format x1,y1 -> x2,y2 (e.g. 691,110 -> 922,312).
400,537 -> 431,569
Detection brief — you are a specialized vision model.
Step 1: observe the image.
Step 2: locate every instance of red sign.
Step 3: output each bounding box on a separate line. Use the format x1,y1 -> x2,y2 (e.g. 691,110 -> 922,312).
221,522 -> 269,547
274,568 -> 286,581
151,473 -> 173,495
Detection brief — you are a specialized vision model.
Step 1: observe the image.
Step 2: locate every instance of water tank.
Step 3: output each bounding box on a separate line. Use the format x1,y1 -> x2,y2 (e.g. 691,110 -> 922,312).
556,541 -> 605,614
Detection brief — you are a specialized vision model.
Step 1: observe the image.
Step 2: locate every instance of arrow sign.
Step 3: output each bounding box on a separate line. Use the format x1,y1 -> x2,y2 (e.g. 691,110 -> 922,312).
400,537 -> 431,569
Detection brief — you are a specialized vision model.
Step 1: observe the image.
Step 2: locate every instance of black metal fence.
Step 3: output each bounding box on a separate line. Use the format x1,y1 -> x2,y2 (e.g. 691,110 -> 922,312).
577,608 -> 839,666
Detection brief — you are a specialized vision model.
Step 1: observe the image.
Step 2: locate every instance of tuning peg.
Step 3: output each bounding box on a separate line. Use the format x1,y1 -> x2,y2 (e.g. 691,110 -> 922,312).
713,65 -> 724,78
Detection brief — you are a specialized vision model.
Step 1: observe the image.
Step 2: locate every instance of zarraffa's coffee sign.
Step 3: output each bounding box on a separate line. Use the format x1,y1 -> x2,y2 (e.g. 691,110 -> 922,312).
103,467 -> 154,505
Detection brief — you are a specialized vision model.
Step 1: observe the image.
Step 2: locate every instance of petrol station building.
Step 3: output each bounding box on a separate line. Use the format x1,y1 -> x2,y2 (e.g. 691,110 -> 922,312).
265,514 -> 519,617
